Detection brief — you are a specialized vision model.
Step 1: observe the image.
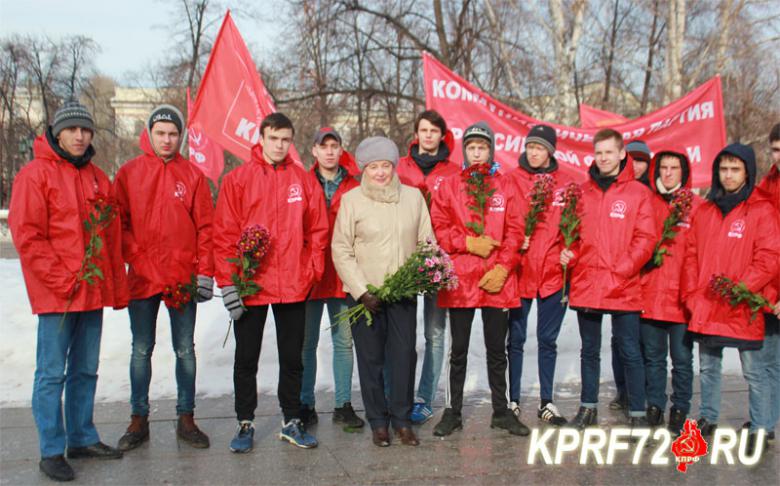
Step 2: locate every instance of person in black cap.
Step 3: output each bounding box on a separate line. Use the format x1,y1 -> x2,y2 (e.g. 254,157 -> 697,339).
626,140 -> 652,187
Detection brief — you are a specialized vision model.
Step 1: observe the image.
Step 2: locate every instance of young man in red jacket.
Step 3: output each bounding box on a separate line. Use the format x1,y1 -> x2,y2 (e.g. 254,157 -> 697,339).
639,149 -> 703,433
9,101 -> 128,482
560,128 -> 656,429
756,123 -> 780,443
299,127 -> 364,429
430,121 -> 527,437
683,143 -> 779,451
214,113 -> 329,452
396,110 -> 460,424
113,105 -> 214,452
505,125 -> 572,426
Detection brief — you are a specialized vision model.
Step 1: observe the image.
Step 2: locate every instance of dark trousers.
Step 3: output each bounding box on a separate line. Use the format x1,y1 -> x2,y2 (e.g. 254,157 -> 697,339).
233,303 -> 306,422
351,298 -> 417,430
640,319 -> 693,414
449,307 -> 510,413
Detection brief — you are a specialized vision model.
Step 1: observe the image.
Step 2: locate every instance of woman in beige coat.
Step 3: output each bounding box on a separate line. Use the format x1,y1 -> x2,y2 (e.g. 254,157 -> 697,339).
332,136 -> 435,447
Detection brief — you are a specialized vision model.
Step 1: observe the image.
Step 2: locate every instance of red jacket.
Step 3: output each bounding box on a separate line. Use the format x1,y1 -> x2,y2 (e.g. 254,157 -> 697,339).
9,134 -> 128,314
567,160 -> 657,312
113,131 -> 214,300
213,146 -> 329,305
505,163 -> 576,299
431,167 -> 524,308
640,151 -> 704,323
397,130 -> 460,204
308,151 -> 360,300
757,164 -> 780,301
682,190 -> 780,344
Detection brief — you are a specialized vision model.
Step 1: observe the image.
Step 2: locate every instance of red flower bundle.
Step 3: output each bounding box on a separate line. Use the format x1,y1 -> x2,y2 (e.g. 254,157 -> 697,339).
228,224 -> 272,298
649,188 -> 694,268
462,163 -> 496,236
558,182 -> 583,304
523,173 -> 555,244
162,275 -> 198,311
709,274 -> 772,321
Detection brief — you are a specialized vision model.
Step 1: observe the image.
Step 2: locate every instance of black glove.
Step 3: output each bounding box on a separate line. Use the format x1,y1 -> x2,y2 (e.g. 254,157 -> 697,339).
359,292 -> 381,313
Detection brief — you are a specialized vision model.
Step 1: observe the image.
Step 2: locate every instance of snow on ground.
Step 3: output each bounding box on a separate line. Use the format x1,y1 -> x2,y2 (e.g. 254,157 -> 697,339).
0,258 -> 742,408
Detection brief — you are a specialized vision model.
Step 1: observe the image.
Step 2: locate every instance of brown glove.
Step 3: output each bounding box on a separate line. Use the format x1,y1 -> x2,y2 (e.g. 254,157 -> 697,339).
478,264 -> 509,293
466,235 -> 500,258
359,291 -> 381,313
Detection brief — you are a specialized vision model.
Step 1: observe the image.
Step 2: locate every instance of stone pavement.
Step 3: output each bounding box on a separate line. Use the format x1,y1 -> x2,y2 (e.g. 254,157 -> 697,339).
1,377 -> 777,485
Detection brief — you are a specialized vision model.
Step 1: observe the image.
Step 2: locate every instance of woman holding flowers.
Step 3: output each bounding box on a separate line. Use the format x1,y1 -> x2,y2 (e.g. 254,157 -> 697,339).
331,136 -> 435,447
639,149 -> 702,433
429,121 -> 527,438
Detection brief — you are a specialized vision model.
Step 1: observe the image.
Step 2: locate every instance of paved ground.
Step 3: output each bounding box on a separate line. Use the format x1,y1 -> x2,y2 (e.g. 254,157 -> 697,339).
1,377 -> 777,485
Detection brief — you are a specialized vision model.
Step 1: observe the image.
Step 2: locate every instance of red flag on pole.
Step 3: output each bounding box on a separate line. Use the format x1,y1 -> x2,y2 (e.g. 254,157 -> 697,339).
187,88 -> 224,184
579,104 -> 629,128
188,10 -> 301,165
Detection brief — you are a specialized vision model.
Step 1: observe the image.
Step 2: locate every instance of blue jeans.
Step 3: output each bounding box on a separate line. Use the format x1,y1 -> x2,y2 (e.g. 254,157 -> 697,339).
301,298 -> 354,408
508,289 -> 567,402
578,311 -> 646,416
611,334 -> 626,395
763,315 -> 780,433
33,310 -> 103,458
415,293 -> 447,406
699,342 -> 769,432
128,295 -> 197,416
640,319 -> 693,413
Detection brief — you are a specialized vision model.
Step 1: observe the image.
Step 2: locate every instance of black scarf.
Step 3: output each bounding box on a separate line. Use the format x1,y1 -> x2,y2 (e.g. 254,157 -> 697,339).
712,185 -> 751,216
589,158 -> 627,192
46,127 -> 95,169
518,152 -> 558,174
411,143 -> 450,176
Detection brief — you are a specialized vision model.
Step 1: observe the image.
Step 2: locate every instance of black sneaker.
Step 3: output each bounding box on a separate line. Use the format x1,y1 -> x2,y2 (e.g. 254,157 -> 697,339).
39,455 -> 75,482
668,408 -> 686,435
66,442 -> 122,460
696,417 -> 717,437
333,402 -> 365,429
570,406 -> 598,430
299,406 -> 318,428
646,405 -> 664,427
433,408 -> 463,437
609,393 -> 628,411
628,416 -> 652,444
491,409 -> 530,436
538,403 -> 568,426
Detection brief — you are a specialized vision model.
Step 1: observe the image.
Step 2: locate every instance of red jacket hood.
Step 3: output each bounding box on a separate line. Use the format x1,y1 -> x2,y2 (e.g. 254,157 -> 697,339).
309,150 -> 360,176
649,149 -> 692,194
406,129 -> 455,157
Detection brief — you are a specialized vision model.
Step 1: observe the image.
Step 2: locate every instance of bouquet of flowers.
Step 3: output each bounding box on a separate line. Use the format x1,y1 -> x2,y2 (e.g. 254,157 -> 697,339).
648,189 -> 694,268
334,239 -> 458,327
162,275 -> 198,311
228,224 -> 272,298
522,174 -> 555,249
709,274 -> 772,322
61,193 -> 119,327
463,163 -> 496,236
558,182 -> 583,304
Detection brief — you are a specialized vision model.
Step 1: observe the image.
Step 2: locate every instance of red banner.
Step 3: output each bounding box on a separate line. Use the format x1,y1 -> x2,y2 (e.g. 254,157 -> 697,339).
423,52 -> 726,188
189,11 -> 300,166
579,104 -> 628,128
187,88 -> 224,184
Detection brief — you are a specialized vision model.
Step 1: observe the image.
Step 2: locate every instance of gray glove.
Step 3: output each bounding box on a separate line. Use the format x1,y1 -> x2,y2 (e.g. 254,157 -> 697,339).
222,285 -> 245,321
196,275 -> 214,302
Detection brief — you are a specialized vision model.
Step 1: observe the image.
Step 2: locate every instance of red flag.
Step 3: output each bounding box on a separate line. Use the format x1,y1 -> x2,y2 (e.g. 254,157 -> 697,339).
423,52 -> 726,188
188,10 -> 301,165
579,104 -> 629,128
187,88 -> 224,184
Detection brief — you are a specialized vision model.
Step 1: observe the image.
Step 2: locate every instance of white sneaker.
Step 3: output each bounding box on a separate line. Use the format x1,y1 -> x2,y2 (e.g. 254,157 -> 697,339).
538,403 -> 568,426
510,401 -> 522,419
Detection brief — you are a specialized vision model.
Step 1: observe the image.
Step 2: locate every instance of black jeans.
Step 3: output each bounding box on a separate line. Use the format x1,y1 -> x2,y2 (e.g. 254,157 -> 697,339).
350,297 -> 417,430
449,307 -> 509,413
233,303 -> 306,422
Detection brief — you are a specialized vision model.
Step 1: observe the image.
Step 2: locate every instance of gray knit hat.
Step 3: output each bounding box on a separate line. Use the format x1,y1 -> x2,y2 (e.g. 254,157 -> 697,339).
51,100 -> 95,137
355,136 -> 399,170
526,124 -> 557,155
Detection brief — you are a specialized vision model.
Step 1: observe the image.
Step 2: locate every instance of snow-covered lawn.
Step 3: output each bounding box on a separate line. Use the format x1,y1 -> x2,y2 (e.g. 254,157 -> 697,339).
0,259 -> 741,408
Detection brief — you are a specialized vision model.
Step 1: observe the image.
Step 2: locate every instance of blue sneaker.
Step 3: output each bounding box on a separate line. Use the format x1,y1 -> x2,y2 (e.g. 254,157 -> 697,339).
229,421 -> 254,453
410,403 -> 433,425
279,418 -> 318,449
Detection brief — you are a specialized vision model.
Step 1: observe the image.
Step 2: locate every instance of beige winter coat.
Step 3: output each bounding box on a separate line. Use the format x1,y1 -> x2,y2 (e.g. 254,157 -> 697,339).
332,172 -> 435,300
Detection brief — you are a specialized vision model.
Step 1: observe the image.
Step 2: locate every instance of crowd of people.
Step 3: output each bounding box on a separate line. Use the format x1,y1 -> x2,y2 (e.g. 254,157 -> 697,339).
8,99 -> 780,482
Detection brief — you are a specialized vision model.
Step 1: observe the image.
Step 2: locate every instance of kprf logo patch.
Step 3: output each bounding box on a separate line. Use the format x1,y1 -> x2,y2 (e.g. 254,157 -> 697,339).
287,183 -> 303,203
727,219 -> 745,238
174,181 -> 186,201
552,188 -> 565,207
609,200 -> 627,219
671,419 -> 708,473
488,193 -> 506,212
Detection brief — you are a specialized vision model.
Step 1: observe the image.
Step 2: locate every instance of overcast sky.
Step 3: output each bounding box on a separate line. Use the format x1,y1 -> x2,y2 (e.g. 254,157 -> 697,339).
0,0 -> 280,83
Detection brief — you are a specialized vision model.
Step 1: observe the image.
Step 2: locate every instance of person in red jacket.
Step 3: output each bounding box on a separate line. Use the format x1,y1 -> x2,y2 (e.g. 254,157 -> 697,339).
299,127 -> 364,429
9,100 -> 128,482
396,110 -> 460,424
213,113 -> 329,452
505,125 -> 573,427
639,149 -> 703,433
112,105 -> 214,452
682,143 -> 780,451
560,128 -> 657,429
430,121 -> 527,437
757,123 -> 780,444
